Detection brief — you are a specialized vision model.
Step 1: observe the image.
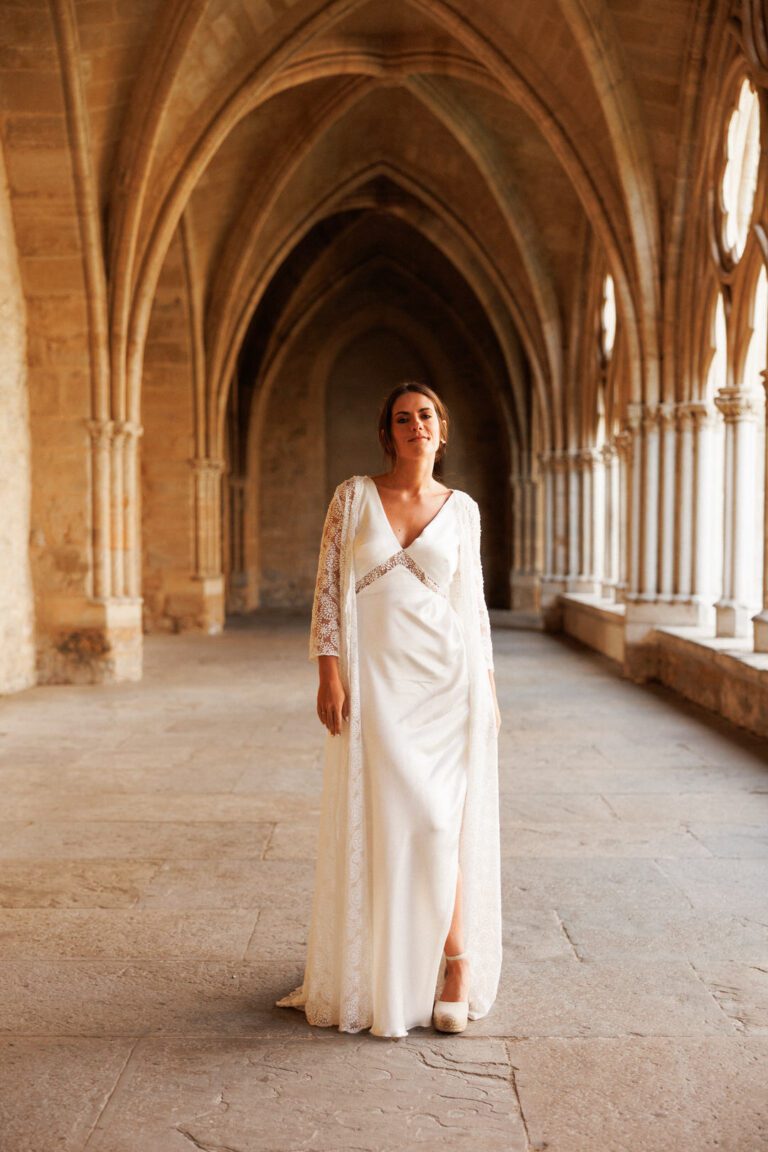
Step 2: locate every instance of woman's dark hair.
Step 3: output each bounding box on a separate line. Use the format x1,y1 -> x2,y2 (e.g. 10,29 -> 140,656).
377,382 -> 450,463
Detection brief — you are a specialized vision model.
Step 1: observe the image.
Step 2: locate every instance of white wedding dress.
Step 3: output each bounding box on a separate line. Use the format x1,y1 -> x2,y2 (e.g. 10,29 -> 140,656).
276,475 -> 501,1038
355,477 -> 469,1035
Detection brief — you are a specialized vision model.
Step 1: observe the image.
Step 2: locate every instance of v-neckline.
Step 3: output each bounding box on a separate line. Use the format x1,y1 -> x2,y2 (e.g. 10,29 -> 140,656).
366,475 -> 455,551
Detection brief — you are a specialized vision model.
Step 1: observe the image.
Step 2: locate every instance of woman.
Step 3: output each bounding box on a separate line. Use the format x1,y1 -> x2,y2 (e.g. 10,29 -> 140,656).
276,383 -> 502,1038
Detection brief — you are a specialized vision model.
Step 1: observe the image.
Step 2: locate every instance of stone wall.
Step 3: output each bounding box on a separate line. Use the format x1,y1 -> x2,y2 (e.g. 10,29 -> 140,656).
0,147 -> 35,693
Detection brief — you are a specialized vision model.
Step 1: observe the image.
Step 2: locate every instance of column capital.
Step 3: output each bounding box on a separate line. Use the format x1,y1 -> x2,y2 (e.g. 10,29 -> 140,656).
600,442 -> 617,463
190,457 -> 225,474
625,402 -> 644,431
676,401 -> 713,430
110,420 -> 144,444
85,418 -> 114,444
655,403 -> 677,428
714,386 -> 759,422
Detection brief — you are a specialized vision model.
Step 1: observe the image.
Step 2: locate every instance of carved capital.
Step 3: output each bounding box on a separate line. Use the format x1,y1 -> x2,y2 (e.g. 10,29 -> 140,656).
714,386 -> 759,422
677,402 -> 713,431
86,418 -> 114,446
656,403 -> 677,428
190,457 -> 225,476
625,403 -> 643,432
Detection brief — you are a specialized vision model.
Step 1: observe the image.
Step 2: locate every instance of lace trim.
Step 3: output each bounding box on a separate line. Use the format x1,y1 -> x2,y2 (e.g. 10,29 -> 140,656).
308,481 -> 349,659
355,550 -> 447,598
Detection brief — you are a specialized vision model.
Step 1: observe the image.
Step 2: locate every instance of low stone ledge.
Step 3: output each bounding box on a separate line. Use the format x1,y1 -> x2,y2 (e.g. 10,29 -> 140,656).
655,626 -> 768,739
561,593 -> 626,665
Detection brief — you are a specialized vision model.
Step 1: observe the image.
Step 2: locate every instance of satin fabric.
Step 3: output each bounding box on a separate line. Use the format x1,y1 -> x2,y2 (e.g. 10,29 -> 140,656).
355,477 -> 470,1036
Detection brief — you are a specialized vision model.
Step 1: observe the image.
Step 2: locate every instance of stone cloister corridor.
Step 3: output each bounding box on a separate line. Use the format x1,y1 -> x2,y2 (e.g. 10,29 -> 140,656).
0,620 -> 767,1151
3,0 -> 768,1146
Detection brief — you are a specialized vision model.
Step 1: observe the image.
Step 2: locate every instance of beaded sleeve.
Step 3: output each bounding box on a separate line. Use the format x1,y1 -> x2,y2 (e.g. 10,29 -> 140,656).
308,485 -> 344,659
470,499 -> 494,671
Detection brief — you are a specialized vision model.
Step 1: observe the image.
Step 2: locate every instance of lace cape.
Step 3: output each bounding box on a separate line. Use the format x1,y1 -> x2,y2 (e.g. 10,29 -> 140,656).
292,475 -> 502,1031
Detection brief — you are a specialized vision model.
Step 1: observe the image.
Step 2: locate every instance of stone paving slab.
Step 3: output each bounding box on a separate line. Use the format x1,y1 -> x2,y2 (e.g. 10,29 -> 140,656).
498,820 -> 711,857
0,909 -> 258,960
472,955 -> 734,1037
509,1036 -> 768,1152
654,858 -> 768,915
603,790 -> 768,822
0,961 -> 311,1037
501,857 -> 695,913
83,1036 -> 526,1152
1,790 -> 320,822
686,822 -> 768,857
0,757 -> 247,793
0,1037 -> 135,1152
0,820 -> 275,860
693,961 -> 768,1033
499,791 -> 616,822
0,860 -> 160,908
558,904 -> 768,962
500,760 -> 768,793
137,857 -> 314,911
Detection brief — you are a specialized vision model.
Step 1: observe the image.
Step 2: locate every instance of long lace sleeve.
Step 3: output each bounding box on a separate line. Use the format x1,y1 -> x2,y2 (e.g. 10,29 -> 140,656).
470,499 -> 494,671
309,485 -> 344,659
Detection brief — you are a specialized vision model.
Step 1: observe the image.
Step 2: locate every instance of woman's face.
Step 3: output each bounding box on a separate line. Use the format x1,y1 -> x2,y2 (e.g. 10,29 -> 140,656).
389,392 -> 442,461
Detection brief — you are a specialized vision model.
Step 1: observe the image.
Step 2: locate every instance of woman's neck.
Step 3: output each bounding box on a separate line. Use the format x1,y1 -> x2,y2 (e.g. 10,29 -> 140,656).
383,458 -> 437,494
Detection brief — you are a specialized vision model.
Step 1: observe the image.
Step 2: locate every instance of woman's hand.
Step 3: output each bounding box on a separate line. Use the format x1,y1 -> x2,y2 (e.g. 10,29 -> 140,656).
317,656 -> 349,736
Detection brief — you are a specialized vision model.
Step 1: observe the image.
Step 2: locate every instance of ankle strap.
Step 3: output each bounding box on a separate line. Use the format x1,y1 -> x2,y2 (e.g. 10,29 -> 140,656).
444,951 -> 469,961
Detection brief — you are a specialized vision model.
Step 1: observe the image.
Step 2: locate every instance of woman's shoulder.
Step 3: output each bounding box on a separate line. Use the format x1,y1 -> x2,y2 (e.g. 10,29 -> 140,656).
448,487 -> 479,512
331,475 -> 368,501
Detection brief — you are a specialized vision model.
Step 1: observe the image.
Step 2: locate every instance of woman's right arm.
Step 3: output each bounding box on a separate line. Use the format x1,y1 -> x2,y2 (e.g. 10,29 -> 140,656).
309,486 -> 349,735
317,655 -> 348,736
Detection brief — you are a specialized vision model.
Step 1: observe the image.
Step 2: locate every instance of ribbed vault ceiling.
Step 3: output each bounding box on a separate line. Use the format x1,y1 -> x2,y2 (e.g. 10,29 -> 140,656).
83,0 -> 704,451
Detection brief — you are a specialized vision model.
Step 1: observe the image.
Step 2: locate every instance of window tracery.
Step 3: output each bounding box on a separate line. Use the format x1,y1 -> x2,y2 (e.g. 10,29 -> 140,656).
720,78 -> 761,262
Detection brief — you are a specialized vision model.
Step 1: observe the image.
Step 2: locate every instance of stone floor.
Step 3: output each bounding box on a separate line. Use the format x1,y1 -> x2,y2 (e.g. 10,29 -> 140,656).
1,617 -> 767,1152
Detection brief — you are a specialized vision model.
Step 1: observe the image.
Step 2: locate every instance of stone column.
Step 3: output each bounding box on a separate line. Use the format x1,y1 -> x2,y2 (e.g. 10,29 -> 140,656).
540,451 -> 568,622
754,371 -> 768,650
510,473 -> 539,610
614,429 -> 631,603
600,442 -> 618,599
553,452 -> 569,582
639,408 -> 660,600
578,449 -> 593,586
190,457 -> 225,633
539,454 -> 554,581
675,404 -> 694,601
674,403 -> 714,612
658,404 -> 676,600
87,418 -> 113,600
625,406 -> 643,598
110,422 -> 126,599
226,472 -> 247,614
715,387 -> 759,636
122,421 -> 143,601
691,404 -> 716,609
566,449 -> 580,588
571,448 -> 601,594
